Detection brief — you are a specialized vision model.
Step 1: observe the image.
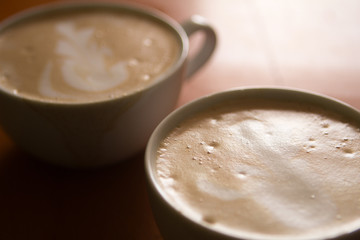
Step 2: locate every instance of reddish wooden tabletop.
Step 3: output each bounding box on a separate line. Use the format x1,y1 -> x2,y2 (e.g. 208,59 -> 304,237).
0,0 -> 359,239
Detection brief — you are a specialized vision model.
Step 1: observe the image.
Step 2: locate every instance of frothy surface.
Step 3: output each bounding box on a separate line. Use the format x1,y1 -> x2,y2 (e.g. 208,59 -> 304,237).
0,10 -> 179,102
156,99 -> 360,239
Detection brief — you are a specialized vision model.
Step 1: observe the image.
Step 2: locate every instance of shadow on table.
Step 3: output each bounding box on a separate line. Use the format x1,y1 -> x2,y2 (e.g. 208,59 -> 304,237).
0,148 -> 162,240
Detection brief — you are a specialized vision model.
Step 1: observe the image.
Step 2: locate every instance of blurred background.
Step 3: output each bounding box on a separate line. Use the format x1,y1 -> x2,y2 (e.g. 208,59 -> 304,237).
0,0 -> 359,240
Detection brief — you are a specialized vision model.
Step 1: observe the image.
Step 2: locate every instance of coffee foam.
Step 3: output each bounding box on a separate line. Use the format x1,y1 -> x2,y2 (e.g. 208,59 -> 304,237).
0,10 -> 179,102
156,99 -> 360,239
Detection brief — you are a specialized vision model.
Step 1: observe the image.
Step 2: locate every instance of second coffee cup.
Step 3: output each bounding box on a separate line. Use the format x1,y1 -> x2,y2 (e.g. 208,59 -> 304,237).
0,2 -> 216,167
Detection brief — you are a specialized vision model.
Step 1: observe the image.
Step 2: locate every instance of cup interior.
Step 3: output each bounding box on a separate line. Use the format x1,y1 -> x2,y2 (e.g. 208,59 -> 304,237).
0,2 -> 189,105
145,86 -> 360,240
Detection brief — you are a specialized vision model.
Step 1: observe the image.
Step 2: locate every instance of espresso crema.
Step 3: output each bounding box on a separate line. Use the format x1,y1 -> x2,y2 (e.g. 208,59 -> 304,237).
0,9 -> 179,103
156,99 -> 360,239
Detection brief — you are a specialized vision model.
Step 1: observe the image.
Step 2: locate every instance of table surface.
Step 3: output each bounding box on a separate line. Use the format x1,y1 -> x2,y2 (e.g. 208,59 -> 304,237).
0,0 -> 359,239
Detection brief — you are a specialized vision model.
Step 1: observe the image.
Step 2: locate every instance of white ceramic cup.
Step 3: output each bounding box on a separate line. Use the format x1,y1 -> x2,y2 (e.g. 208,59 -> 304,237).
145,87 -> 360,240
0,2 -> 216,167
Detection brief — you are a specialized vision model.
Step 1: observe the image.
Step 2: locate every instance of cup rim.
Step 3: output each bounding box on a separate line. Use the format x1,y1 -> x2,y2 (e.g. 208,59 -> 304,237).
0,1 -> 189,106
145,86 -> 360,240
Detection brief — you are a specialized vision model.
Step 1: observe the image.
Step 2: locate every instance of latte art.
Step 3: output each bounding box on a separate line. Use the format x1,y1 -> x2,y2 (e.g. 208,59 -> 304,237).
48,22 -> 127,92
0,10 -> 179,102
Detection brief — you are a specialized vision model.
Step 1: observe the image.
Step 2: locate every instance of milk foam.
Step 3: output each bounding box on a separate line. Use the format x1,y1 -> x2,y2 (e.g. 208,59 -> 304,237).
156,99 -> 360,239
0,11 -> 179,102
39,21 -> 137,99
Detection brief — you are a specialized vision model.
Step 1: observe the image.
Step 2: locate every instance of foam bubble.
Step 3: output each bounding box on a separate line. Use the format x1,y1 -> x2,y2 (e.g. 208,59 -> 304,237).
237,171 -> 247,179
202,215 -> 216,224
128,58 -> 139,67
143,38 -> 153,46
204,145 -> 214,154
141,74 -> 150,81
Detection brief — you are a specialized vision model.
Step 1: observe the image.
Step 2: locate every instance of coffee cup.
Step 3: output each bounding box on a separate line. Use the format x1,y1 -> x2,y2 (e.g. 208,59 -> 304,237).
145,87 -> 360,240
0,2 -> 216,167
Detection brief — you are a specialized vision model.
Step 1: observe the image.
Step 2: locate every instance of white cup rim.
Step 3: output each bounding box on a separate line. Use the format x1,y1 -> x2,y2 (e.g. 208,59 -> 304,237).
145,86 -> 360,240
0,1 -> 189,106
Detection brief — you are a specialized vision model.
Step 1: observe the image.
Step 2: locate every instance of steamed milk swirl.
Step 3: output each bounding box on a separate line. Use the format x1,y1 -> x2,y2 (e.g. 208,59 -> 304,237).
157,99 -> 360,239
0,10 -> 179,102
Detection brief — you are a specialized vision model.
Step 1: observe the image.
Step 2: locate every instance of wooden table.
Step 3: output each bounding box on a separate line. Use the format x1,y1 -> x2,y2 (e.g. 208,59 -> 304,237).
0,0 -> 359,239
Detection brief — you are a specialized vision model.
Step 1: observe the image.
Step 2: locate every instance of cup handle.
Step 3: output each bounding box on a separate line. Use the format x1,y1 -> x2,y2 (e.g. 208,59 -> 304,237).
181,15 -> 216,79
